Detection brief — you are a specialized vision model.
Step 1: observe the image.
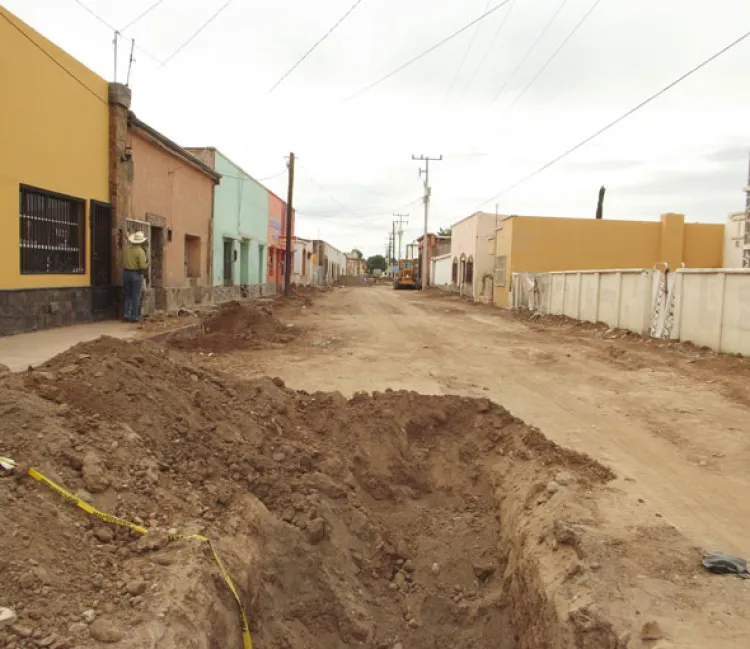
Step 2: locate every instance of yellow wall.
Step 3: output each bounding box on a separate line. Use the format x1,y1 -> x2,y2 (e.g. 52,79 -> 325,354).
492,213 -> 724,306
0,8 -> 109,289
684,223 -> 724,268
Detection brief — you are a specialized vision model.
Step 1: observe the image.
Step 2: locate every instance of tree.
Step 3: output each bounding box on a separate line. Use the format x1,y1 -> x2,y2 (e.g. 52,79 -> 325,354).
351,248 -> 363,259
438,226 -> 451,236
366,254 -> 387,273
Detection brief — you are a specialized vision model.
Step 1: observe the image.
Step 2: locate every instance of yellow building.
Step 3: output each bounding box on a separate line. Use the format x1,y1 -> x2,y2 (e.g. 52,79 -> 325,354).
0,7 -> 111,333
492,213 -> 724,306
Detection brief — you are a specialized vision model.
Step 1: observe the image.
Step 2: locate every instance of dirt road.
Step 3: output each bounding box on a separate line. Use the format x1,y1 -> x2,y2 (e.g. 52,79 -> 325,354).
213,285 -> 750,561
6,287 -> 750,648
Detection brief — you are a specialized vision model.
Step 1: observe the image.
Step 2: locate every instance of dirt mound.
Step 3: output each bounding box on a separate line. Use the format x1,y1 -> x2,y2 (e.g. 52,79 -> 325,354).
335,275 -> 369,287
165,300 -> 298,353
1,336 -> 666,649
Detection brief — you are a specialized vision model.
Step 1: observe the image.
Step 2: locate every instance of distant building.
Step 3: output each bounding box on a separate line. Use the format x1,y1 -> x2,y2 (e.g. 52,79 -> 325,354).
449,212 -> 500,301
267,193 -> 294,292
292,237 -> 314,285
723,211 -> 745,268
313,241 -> 346,284
346,253 -> 366,276
415,233 -> 451,287
185,148 -> 270,297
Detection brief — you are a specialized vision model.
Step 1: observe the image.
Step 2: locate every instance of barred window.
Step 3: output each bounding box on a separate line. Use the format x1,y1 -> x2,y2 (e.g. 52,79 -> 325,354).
19,185 -> 85,274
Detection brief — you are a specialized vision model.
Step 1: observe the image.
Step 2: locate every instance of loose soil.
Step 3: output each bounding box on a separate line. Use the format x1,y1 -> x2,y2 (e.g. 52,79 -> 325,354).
200,285 -> 750,648
164,300 -> 299,353
3,288 -> 750,649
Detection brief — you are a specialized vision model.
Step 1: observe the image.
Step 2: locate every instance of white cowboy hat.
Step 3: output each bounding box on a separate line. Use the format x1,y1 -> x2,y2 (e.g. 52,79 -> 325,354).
128,231 -> 147,245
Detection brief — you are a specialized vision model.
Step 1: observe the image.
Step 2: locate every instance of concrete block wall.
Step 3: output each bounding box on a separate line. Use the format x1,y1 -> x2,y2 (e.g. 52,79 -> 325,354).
517,267 -> 750,357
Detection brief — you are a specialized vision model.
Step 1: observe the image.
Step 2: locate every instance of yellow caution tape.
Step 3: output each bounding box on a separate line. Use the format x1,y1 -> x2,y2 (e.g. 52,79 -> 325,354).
0,456 -> 252,649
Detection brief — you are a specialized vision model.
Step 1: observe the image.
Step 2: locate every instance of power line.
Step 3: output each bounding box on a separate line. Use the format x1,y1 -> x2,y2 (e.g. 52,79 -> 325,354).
443,0 -> 491,101
343,0 -> 513,103
120,0 -> 167,32
462,0 -> 517,97
70,0 -> 163,65
268,0 -> 368,94
301,168 -> 354,213
503,0 -> 602,112
298,196 -> 423,219
1,10 -> 107,104
490,0 -> 571,104
162,0 -> 234,66
219,169 -> 288,182
475,28 -> 750,208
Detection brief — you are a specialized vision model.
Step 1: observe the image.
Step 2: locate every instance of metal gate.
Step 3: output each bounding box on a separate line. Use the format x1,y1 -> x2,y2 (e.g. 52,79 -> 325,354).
90,201 -> 116,318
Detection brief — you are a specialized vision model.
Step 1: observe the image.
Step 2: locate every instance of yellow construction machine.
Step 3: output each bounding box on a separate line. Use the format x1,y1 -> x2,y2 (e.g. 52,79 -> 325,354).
393,258 -> 419,290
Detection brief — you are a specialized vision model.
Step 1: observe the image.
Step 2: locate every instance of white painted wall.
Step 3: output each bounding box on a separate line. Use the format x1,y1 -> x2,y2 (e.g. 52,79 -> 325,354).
516,267 -> 750,356
431,254 -> 452,286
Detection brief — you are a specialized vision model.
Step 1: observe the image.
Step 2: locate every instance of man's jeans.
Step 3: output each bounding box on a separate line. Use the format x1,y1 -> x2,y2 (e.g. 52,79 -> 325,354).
123,270 -> 144,322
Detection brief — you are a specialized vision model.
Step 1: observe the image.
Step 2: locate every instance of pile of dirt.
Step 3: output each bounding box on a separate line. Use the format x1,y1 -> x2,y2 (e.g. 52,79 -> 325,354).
334,275 -> 370,287
165,300 -> 298,353
3,335 -> 706,649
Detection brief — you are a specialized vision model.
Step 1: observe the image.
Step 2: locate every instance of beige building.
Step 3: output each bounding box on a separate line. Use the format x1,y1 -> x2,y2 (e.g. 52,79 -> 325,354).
109,85 -> 221,312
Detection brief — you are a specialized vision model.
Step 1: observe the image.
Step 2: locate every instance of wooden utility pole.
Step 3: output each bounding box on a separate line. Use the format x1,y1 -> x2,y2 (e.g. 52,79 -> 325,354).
284,152 -> 295,296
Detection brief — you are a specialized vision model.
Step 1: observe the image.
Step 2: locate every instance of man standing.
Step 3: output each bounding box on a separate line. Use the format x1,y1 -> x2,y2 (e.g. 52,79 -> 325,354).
122,231 -> 148,322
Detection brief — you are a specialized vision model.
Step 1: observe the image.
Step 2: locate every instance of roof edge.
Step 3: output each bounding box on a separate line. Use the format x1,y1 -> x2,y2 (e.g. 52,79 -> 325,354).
129,114 -> 221,183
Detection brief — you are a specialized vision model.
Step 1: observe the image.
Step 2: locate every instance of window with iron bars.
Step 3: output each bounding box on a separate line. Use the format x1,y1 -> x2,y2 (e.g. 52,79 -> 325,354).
19,185 -> 86,274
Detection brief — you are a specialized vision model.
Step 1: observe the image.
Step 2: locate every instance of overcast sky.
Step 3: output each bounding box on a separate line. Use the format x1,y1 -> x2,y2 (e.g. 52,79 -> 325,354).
7,0 -> 750,257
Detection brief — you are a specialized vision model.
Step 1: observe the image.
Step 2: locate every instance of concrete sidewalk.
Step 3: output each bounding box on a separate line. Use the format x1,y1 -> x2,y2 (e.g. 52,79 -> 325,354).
0,321 -> 138,372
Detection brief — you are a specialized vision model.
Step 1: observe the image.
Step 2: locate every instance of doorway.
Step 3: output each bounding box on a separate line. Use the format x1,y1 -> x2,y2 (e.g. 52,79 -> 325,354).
257,244 -> 265,284
223,239 -> 234,286
240,241 -> 250,285
150,226 -> 164,288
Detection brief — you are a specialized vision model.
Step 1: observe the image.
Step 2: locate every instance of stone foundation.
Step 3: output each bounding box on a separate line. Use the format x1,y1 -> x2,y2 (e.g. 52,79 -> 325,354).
140,283 -> 274,316
0,286 -> 118,336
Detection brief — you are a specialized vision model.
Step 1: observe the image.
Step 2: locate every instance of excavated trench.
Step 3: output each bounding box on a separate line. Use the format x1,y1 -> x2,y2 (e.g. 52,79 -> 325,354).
0,337 -> 617,649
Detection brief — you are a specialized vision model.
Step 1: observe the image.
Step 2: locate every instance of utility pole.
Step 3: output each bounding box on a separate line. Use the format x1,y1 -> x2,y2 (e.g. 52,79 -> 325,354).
284,152 -> 295,296
412,154 -> 442,289
391,220 -> 397,277
393,213 -> 409,260
385,233 -> 394,276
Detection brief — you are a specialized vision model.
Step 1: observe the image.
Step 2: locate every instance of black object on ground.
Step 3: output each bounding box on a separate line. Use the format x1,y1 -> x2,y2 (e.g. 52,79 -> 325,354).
702,552 -> 749,578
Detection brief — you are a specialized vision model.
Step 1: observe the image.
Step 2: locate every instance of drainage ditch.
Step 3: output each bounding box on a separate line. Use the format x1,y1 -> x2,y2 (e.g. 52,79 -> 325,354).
1,337 -> 619,649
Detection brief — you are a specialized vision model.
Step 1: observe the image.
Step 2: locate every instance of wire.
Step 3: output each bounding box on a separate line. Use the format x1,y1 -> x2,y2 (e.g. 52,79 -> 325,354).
120,0 -> 167,32
220,169 -> 288,182
162,0 -> 234,66
504,0 -> 602,112
268,0 -> 368,94
343,0 -> 513,103
475,28 -> 750,207
301,167 -> 355,212
70,0 -> 163,65
462,0 -> 517,97
490,0 -> 570,104
1,11 -> 107,104
443,0 -> 491,101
